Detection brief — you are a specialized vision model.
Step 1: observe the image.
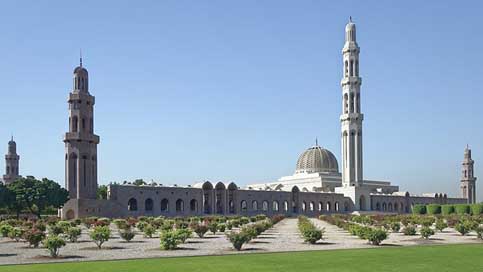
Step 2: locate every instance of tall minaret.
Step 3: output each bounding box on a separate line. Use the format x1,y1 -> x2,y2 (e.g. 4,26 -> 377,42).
341,17 -> 364,187
3,137 -> 20,185
64,56 -> 100,199
460,145 -> 476,204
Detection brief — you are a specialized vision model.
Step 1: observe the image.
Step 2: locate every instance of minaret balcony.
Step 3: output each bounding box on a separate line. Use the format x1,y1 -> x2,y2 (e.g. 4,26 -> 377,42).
340,113 -> 364,122
68,92 -> 95,104
341,77 -> 362,86
64,132 -> 100,144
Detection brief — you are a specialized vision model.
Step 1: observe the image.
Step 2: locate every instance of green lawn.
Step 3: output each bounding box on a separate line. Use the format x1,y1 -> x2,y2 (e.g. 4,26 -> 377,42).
1,244 -> 483,272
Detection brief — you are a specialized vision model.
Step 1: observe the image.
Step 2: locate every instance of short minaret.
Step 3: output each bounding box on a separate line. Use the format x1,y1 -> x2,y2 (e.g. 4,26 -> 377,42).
460,145 -> 476,204
64,57 -> 100,199
3,137 -> 20,185
340,17 -> 364,187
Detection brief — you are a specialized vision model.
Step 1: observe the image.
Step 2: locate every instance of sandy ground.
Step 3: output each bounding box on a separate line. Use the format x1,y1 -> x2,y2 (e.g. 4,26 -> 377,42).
0,218 -> 481,265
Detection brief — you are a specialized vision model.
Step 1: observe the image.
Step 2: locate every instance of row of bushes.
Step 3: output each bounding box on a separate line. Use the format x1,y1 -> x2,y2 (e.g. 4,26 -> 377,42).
413,204 -> 483,215
297,216 -> 324,244
320,215 -> 388,245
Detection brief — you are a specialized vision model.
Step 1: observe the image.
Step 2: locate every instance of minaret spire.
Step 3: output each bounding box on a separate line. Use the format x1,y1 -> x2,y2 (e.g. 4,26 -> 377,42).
80,49 -> 83,67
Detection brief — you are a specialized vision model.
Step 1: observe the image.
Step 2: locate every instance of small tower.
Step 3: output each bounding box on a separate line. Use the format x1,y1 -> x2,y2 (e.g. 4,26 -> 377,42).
340,17 -> 364,187
64,57 -> 100,199
460,145 -> 477,204
3,137 -> 20,185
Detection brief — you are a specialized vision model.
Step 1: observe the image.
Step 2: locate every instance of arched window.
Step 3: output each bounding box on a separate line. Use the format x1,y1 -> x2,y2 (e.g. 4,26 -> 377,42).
345,60 -> 349,77
344,94 -> 348,114
356,93 -> 360,113
355,60 -> 359,76
272,201 -> 279,211
284,201 -> 289,212
318,202 -> 323,211
376,202 -> 381,211
344,202 -> 349,212
190,199 -> 197,212
161,198 -> 169,212
252,200 -> 258,211
176,199 -> 184,212
349,60 -> 354,76
335,202 -> 340,211
81,118 -> 85,130
145,198 -> 153,211
309,202 -> 315,211
72,116 -> 78,132
382,202 -> 387,211
388,203 -> 393,212
262,201 -> 269,211
326,202 -> 331,211
229,200 -> 235,214
302,201 -> 307,212
128,198 -> 137,211
241,200 -> 247,212
6,166 -> 9,174
350,93 -> 354,113
394,203 -> 398,212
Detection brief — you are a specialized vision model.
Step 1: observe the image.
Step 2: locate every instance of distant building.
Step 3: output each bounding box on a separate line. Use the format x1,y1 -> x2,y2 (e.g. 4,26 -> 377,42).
461,145 -> 477,203
60,18 -> 470,219
2,137 -> 20,185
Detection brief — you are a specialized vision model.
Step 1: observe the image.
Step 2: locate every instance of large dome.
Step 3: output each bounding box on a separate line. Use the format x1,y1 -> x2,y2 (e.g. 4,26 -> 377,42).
295,145 -> 339,174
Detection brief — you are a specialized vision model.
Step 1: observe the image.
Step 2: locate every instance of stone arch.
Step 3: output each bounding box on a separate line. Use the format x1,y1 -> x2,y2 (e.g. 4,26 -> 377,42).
382,202 -> 387,211
359,195 -> 366,210
335,202 -> 340,212
344,202 -> 349,212
302,201 -> 307,212
128,198 -> 138,211
176,199 -> 184,212
161,198 -> 169,212
227,182 -> 237,190
202,181 -> 213,190
394,202 -> 399,212
190,199 -> 198,212
272,201 -> 279,211
376,202 -> 381,211
309,201 -> 315,211
241,200 -> 247,212
262,201 -> 269,211
145,198 -> 153,211
215,182 -> 226,190
66,209 -> 75,220
252,200 -> 258,211
388,203 -> 393,212
326,202 -> 331,211
283,201 -> 289,212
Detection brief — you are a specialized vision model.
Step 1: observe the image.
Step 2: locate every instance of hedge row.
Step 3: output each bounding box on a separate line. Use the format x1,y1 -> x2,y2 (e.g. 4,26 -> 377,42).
412,204 -> 483,215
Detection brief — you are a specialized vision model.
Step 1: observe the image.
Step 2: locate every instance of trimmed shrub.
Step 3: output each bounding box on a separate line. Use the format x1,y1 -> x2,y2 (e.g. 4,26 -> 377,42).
475,226 -> 483,240
113,219 -> 129,230
403,225 -> 417,236
143,224 -> 156,238
43,235 -> 66,258
23,229 -> 46,248
217,223 -> 226,233
119,229 -> 135,242
208,222 -> 219,235
426,204 -> 441,215
367,228 -> 387,245
455,204 -> 470,215
419,217 -> 435,227
193,223 -> 209,238
389,222 -> 401,232
412,205 -> 426,215
435,219 -> 448,232
455,222 -> 472,236
8,227 -> 24,242
160,230 -> 181,250
0,224 -> 13,237
90,226 -> 111,249
420,226 -> 435,239
66,227 -> 82,243
175,228 -> 192,243
226,231 -> 249,251
470,204 -> 483,215
298,216 -> 324,244
48,224 -> 64,236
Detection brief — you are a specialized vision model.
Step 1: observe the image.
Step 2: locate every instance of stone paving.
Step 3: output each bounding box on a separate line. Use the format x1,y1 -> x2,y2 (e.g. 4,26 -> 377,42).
0,218 -> 481,265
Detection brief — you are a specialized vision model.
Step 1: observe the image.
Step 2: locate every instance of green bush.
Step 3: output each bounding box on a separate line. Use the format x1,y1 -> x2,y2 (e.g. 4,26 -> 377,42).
427,205 -> 441,215
89,226 -> 111,249
412,205 -> 426,215
455,204 -> 470,215
389,222 -> 401,232
66,227 -> 82,243
367,228 -> 387,245
48,224 -> 64,236
175,228 -> 192,243
120,229 -> 136,242
218,223 -> 226,233
43,235 -> 66,258
143,224 -> 156,238
208,222 -> 219,235
0,224 -> 13,237
160,230 -> 181,250
23,229 -> 46,248
403,225 -> 417,236
226,231 -> 249,251
136,221 -> 148,232
455,222 -> 471,236
420,226 -> 435,239
298,216 -> 324,244
8,227 -> 24,242
57,221 -> 73,232
435,219 -> 448,232
113,219 -> 129,230
475,226 -> 483,240
441,205 -> 455,215
470,204 -> 483,215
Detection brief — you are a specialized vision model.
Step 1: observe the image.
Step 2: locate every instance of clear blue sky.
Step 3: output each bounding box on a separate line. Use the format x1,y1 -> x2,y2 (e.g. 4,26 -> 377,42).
0,1 -> 481,200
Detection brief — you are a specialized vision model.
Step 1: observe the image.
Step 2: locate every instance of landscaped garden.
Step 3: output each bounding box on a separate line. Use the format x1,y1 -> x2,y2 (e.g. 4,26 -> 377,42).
0,203 -> 482,268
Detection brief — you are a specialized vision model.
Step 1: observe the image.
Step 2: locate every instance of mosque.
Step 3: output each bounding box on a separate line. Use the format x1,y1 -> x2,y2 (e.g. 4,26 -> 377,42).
2,19 -> 474,219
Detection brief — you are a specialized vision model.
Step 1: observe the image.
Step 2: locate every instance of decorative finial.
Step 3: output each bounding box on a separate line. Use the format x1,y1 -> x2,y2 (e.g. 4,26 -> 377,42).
80,49 -> 83,67
349,16 -> 352,23
315,137 -> 318,146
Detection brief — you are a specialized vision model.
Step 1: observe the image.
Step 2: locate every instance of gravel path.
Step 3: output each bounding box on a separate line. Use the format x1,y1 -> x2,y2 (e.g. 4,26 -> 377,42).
0,218 -> 481,265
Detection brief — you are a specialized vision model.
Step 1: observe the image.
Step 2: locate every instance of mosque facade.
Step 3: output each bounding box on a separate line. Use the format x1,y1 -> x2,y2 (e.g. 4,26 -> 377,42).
55,19 -> 472,219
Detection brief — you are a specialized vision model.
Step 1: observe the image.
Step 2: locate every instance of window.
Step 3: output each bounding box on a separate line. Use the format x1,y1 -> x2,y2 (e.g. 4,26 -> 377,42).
190,199 -> 197,212
302,202 -> 307,212
335,202 -> 340,211
309,202 -> 315,211
318,202 -> 323,211
161,198 -> 169,212
283,201 -> 289,212
252,200 -> 258,211
326,202 -> 331,211
128,198 -> 137,211
145,198 -> 153,211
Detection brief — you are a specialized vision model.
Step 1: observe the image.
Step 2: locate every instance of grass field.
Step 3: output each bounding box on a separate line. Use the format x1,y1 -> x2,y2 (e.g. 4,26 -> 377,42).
1,244 -> 482,272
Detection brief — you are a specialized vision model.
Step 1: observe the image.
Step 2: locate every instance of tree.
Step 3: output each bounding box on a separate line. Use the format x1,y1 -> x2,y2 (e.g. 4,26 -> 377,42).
97,185 -> 108,200
133,179 -> 146,186
0,183 -> 15,211
7,176 -> 69,218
